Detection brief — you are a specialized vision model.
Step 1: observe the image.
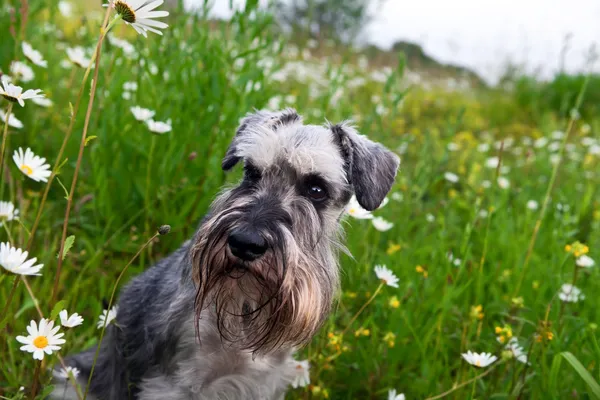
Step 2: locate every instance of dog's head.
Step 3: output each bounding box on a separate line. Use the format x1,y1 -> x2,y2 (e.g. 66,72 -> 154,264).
190,109 -> 399,353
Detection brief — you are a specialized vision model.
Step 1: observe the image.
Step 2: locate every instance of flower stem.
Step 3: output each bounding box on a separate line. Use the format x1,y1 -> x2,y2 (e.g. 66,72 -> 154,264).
0,103 -> 13,189
340,283 -> 383,337
84,232 -> 159,400
51,8 -> 117,304
512,76 -> 590,296
425,363 -> 500,400
144,134 -> 157,243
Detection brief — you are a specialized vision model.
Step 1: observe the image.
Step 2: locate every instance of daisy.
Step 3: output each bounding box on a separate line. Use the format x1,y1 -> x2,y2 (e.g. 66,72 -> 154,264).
123,81 -> 138,91
506,338 -> 528,364
0,242 -> 44,275
97,306 -> 118,328
12,148 -> 51,182
130,106 -> 155,121
146,119 -> 172,134
374,265 -> 399,288
576,255 -> 595,268
53,366 -> 80,380
22,41 -> 47,68
108,35 -> 136,57
485,156 -> 499,168
106,0 -> 170,37
0,109 -> 23,129
10,61 -> 34,82
388,389 -> 406,400
461,351 -> 497,368
0,78 -> 45,107
58,1 -> 73,17
345,195 -> 373,219
16,318 -> 65,360
497,177 -> 510,189
59,310 -> 84,328
31,96 -> 53,107
526,200 -> 539,211
558,283 -> 585,303
372,216 -> 394,232
66,46 -> 92,69
290,359 -> 310,388
0,201 -> 19,225
444,172 -> 459,183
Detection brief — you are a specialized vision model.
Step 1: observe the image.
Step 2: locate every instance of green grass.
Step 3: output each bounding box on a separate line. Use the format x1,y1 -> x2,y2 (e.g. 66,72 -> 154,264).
1,1 -> 600,399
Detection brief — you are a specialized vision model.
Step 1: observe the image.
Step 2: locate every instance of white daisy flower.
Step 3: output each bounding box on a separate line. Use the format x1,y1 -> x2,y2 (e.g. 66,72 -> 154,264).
448,252 -> 462,267
497,177 -> 510,189
0,201 -> 19,225
391,192 -> 403,202
10,61 -> 34,82
97,306 -> 118,329
558,283 -> 585,303
481,180 -> 491,189
31,96 -> 53,107
53,366 -> 80,380
345,195 -> 373,219
526,200 -> 539,211
59,310 -> 84,328
12,147 -> 51,182
16,318 -> 65,360
576,255 -> 595,268
66,47 -> 92,69
426,213 -> 435,223
0,109 -> 23,129
372,216 -> 394,232
290,359 -> 310,388
374,265 -> 399,288
106,0 -> 170,37
506,338 -> 528,364
58,1 -> 73,17
447,142 -> 460,151
444,172 -> 459,183
0,242 -> 43,276
123,81 -> 138,91
22,41 -> 47,68
0,77 -> 44,107
388,389 -> 406,400
130,106 -> 155,121
534,137 -> 548,148
461,351 -> 497,368
477,143 -> 490,152
485,156 -> 500,168
108,35 -> 136,57
122,91 -> 132,100
146,119 -> 172,134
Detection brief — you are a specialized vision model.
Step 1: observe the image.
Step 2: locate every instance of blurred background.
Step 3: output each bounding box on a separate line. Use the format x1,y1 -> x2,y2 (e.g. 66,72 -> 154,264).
1,0 -> 599,399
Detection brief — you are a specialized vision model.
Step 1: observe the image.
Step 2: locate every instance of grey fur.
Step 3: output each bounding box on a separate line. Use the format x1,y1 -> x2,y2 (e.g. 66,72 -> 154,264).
52,109 -> 399,400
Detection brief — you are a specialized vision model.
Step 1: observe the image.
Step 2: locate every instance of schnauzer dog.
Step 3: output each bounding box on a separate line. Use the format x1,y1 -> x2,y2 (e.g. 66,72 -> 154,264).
53,109 -> 399,400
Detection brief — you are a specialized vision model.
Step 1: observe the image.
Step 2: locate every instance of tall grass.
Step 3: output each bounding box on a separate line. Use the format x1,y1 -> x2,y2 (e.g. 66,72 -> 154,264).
1,1 -> 599,399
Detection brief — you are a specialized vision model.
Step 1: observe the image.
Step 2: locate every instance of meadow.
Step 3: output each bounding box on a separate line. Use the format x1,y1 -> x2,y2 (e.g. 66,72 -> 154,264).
1,1 -> 599,399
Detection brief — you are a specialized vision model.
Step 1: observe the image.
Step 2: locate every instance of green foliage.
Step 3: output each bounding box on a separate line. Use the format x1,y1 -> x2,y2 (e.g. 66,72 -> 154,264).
0,1 -> 599,399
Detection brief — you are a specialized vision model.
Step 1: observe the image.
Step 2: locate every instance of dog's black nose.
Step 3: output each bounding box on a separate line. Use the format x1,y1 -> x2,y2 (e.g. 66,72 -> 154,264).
227,229 -> 267,261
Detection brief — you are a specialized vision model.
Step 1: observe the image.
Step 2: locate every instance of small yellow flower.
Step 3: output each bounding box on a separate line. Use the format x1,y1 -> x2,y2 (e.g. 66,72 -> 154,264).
387,243 -> 401,255
354,327 -> 370,337
346,292 -> 357,299
449,189 -> 458,199
416,265 -> 424,273
495,325 -> 513,343
566,241 -> 590,257
383,332 -> 396,348
532,281 -> 540,289
470,305 -> 484,320
511,297 -> 524,308
389,296 -> 400,309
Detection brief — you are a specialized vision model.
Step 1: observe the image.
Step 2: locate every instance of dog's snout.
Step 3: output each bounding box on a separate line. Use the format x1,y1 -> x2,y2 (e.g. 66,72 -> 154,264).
228,229 -> 268,261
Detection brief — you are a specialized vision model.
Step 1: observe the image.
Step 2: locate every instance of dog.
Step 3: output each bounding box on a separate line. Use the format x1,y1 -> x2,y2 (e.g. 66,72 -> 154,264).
53,109 -> 400,399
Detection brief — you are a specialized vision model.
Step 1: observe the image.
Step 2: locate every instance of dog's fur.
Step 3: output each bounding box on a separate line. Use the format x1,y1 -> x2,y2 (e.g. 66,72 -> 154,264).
52,109 -> 399,400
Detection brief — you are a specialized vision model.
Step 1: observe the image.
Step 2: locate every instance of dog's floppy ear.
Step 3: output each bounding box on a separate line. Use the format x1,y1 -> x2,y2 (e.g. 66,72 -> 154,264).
330,122 -> 400,211
222,109 -> 302,171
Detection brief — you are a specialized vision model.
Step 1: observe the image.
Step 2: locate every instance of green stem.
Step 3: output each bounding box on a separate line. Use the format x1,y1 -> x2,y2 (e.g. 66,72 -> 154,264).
0,103 -> 13,190
339,283 -> 383,337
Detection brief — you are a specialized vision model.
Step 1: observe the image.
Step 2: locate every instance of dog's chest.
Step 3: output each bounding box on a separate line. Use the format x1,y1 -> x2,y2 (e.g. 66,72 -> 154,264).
137,318 -> 294,400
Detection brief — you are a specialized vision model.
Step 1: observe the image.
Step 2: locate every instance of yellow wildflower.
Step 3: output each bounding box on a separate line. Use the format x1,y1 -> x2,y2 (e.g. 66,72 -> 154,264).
354,327 -> 370,337
470,305 -> 484,320
387,243 -> 401,255
383,332 -> 396,348
389,296 -> 400,309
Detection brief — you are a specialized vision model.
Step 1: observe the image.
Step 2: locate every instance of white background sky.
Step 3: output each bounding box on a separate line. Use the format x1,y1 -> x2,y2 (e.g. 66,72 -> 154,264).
186,0 -> 600,84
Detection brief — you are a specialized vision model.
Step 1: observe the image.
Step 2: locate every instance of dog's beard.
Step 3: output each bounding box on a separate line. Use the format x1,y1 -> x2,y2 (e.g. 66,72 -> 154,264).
190,210 -> 332,354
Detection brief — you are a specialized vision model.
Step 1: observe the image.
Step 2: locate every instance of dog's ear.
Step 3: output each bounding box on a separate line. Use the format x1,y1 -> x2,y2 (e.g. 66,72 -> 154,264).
222,109 -> 302,171
330,122 -> 400,211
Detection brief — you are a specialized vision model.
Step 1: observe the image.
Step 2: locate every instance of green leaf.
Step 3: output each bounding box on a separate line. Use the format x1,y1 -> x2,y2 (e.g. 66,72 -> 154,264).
55,157 -> 69,175
549,353 -> 563,394
50,300 -> 67,321
561,351 -> 600,400
57,235 -> 76,260
56,177 -> 70,200
85,136 -> 97,146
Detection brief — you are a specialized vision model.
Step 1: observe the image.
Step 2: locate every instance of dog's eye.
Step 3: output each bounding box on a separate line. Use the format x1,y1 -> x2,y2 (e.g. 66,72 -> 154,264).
307,185 -> 327,202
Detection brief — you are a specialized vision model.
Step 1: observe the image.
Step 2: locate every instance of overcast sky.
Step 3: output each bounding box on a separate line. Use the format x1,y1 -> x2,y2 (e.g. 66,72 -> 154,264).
186,0 -> 600,84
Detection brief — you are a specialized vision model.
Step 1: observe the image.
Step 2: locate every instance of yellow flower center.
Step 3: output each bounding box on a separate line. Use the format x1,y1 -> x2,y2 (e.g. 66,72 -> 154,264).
20,164 -> 33,175
33,335 -> 48,349
475,360 -> 481,367
114,1 -> 136,23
